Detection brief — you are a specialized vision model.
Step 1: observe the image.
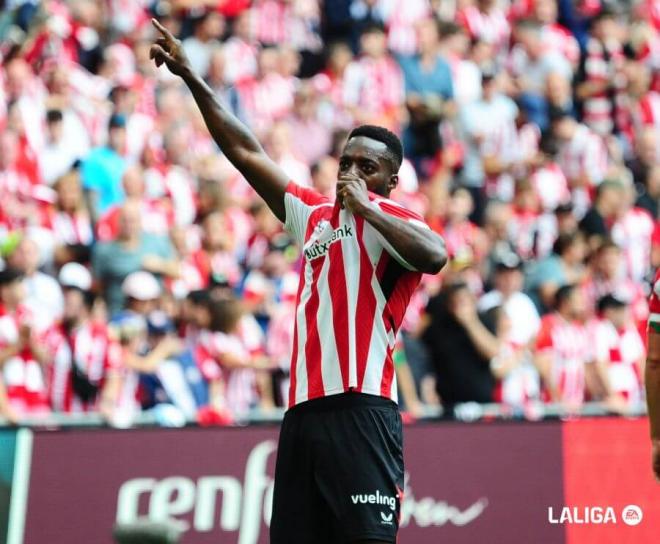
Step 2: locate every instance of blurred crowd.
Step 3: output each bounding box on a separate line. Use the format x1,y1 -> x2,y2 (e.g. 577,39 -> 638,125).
0,0 -> 658,426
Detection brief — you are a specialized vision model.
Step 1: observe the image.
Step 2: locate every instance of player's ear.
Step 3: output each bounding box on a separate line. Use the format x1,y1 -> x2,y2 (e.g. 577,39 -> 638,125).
387,174 -> 398,192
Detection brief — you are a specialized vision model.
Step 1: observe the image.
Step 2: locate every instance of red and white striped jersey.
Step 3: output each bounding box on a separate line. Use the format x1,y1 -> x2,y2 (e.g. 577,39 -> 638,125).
456,5 -> 510,56
530,162 -> 570,212
49,321 -> 122,413
536,313 -> 592,405
0,304 -> 51,414
283,182 -> 429,407
611,208 -> 655,282
590,319 -> 644,403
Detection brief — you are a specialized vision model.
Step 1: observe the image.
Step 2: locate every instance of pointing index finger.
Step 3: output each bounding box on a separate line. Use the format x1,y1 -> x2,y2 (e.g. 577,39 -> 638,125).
152,18 -> 174,41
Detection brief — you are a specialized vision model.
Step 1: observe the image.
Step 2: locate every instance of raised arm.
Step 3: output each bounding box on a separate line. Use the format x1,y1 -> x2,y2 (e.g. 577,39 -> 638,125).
149,19 -> 289,221
647,320 -> 660,482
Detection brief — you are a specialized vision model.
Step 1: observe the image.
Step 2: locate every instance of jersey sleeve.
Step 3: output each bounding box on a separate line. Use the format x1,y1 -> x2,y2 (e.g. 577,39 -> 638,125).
283,182 -> 330,246
370,198 -> 431,271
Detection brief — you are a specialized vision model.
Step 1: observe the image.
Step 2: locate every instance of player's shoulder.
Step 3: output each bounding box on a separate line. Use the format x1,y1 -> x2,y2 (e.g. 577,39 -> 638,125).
371,195 -> 428,227
286,181 -> 331,207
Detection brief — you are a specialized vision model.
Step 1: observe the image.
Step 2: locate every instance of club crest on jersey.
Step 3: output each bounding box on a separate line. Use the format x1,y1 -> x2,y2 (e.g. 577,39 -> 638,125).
304,224 -> 354,260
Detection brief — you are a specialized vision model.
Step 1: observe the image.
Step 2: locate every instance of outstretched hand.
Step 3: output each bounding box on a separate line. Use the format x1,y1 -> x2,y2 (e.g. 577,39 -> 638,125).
149,18 -> 192,77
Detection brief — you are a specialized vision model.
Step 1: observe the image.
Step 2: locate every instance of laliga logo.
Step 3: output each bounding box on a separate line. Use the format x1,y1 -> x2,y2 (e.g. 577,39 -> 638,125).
116,440 -> 277,544
548,505 -> 643,525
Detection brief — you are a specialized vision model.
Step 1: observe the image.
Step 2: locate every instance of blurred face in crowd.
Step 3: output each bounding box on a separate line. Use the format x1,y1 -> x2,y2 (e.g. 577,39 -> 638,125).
46,116 -> 64,143
338,136 -> 399,197
278,47 -> 301,78
0,278 -> 25,308
556,209 -> 577,235
328,43 -> 353,74
56,172 -> 84,212
293,83 -> 318,120
312,156 -> 338,196
202,212 -> 231,251
636,127 -> 659,165
360,29 -> 387,59
233,11 -> 252,41
495,267 -> 523,297
108,124 -> 126,153
516,26 -> 543,59
122,166 -> 145,198
563,235 -> 586,266
567,288 -> 587,321
624,59 -> 650,96
5,59 -> 30,100
533,0 -> 558,24
118,201 -> 142,241
484,202 -> 511,242
196,12 -> 225,42
258,48 -> 279,77
63,288 -> 88,326
0,132 -> 18,170
417,18 -> 440,55
604,305 -> 628,330
447,188 -> 473,223
552,116 -> 576,141
9,239 -> 40,276
597,245 -> 622,279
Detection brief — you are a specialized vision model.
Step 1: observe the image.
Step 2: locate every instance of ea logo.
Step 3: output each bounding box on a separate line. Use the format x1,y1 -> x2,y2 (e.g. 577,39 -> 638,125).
621,505 -> 643,526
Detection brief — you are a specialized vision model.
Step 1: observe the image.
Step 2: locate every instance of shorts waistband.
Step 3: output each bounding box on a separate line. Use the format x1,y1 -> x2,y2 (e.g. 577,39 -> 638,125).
286,392 -> 397,414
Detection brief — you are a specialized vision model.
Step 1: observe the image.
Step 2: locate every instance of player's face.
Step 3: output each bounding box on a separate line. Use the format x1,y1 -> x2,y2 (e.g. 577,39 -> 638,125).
338,137 -> 397,197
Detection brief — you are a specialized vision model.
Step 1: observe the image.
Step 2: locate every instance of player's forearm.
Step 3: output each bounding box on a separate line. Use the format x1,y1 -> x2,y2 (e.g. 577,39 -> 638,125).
360,206 -> 447,274
646,331 -> 660,440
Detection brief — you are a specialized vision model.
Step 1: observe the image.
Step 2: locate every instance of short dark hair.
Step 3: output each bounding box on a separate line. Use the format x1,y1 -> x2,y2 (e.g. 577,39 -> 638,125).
348,125 -> 403,170
46,109 -> 63,124
554,284 -> 576,310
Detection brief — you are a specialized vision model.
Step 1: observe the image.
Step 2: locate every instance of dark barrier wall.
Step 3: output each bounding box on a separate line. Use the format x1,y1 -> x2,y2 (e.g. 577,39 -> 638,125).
14,418 -> 659,543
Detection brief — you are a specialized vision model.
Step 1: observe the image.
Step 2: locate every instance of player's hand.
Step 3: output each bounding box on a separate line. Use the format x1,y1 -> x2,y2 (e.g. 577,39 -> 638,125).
149,19 -> 192,77
337,175 -> 370,215
652,440 -> 660,483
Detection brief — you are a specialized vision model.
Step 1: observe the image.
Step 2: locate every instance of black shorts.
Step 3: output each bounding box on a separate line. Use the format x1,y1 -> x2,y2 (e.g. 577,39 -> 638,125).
270,392 -> 404,544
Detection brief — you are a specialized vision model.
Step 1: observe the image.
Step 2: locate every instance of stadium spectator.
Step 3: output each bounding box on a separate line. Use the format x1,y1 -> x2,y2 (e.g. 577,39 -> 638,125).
0,266 -> 51,417
526,231 -> 587,313
5,234 -> 63,328
50,262 -> 122,414
399,16 -> 454,165
47,169 -> 94,267
92,201 -> 179,315
479,253 -> 541,346
579,179 -> 626,251
534,283 -> 592,409
81,113 -> 129,220
587,294 -> 645,411
422,282 -> 498,409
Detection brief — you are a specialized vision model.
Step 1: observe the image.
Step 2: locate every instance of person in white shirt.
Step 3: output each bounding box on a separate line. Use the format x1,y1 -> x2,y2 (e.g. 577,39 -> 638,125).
479,253 -> 541,346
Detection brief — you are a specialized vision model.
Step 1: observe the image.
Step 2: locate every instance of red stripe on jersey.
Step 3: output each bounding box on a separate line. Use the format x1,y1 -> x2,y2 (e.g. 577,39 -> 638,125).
328,208 -> 350,390
288,271 -> 307,408
355,217 -> 377,391
303,257 -> 325,399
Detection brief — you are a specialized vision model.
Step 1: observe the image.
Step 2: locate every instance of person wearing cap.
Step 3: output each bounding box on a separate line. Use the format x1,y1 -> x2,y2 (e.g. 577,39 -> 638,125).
586,294 -> 645,413
50,263 -> 123,414
479,252 -> 540,347
0,267 -> 51,417
92,200 -> 180,316
80,113 -> 128,219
